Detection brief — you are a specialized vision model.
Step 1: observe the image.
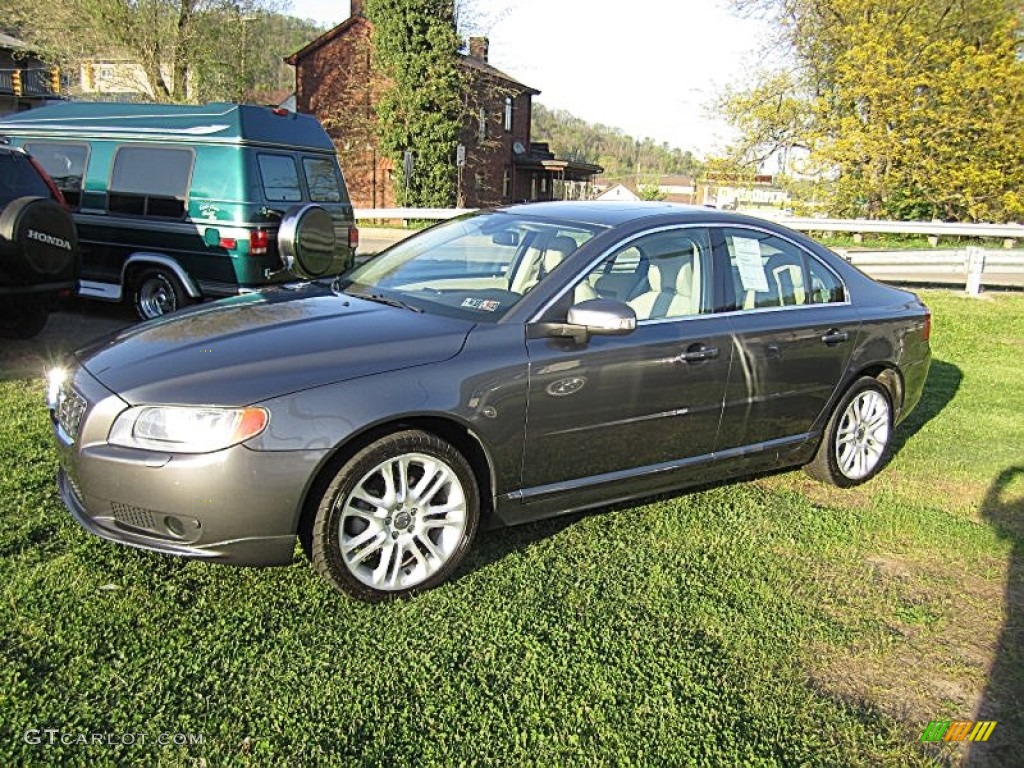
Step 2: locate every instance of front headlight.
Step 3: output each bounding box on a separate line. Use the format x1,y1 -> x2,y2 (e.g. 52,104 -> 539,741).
46,366 -> 68,411
108,405 -> 269,453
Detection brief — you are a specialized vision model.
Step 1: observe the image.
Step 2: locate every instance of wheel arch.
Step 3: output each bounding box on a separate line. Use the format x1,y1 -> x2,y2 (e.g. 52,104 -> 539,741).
122,253 -> 202,298
850,363 -> 904,419
295,414 -> 498,558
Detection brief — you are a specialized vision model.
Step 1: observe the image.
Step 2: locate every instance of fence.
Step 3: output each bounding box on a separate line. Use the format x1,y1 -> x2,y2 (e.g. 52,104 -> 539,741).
353,209 -> 1024,291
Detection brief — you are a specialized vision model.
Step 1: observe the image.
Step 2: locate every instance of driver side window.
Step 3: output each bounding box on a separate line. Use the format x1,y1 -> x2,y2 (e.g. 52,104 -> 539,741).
574,228 -> 713,321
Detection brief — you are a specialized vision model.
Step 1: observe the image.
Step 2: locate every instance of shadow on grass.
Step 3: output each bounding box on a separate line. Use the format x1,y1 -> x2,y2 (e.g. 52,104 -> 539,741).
968,466 -> 1024,767
890,358 -> 962,455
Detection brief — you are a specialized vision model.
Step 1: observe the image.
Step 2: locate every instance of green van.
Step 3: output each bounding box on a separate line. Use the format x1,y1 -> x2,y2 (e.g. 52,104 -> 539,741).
0,102 -> 358,319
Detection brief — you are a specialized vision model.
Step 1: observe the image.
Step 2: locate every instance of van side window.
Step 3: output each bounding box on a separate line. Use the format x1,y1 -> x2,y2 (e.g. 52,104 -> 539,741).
258,155 -> 302,202
24,142 -> 89,208
109,146 -> 192,218
302,157 -> 342,202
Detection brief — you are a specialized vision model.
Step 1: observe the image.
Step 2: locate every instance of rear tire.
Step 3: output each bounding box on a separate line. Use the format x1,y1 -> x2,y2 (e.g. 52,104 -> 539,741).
0,302 -> 49,339
804,376 -> 893,487
132,268 -> 191,320
310,430 -> 480,602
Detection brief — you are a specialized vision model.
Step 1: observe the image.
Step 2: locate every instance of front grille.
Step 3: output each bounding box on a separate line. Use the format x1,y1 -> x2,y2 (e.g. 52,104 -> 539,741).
56,385 -> 87,441
111,502 -> 158,533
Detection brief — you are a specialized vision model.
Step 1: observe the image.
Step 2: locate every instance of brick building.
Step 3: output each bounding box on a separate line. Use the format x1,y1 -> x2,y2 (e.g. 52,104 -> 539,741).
285,2 -> 600,208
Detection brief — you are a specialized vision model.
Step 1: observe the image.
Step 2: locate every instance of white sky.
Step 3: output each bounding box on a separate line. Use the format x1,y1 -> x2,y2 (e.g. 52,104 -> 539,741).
283,0 -> 769,156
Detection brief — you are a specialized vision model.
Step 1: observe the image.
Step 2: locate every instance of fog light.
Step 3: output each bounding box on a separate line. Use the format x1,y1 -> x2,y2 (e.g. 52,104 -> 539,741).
164,516 -> 185,537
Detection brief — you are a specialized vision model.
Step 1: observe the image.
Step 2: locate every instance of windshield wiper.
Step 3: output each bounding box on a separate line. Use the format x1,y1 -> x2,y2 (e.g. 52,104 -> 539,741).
344,289 -> 423,313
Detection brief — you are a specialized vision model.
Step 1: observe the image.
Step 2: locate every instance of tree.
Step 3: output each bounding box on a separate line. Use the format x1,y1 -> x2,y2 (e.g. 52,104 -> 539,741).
364,0 -> 463,207
531,104 -> 704,184
721,0 -> 1024,222
5,0 -> 309,103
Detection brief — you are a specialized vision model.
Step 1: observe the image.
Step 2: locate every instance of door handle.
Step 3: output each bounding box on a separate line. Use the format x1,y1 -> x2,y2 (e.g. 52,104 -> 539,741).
821,329 -> 849,345
678,344 -> 719,363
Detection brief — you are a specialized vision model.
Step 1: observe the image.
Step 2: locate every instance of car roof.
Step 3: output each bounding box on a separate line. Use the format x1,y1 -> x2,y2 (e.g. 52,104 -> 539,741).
497,200 -> 781,229
0,102 -> 334,152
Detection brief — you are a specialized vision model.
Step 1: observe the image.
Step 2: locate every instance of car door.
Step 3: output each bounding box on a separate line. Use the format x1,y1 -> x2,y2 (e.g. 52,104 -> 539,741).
712,226 -> 859,453
519,226 -> 733,503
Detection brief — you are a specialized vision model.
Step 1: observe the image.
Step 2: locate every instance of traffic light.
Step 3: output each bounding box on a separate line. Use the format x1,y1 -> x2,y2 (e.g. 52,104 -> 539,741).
51,66 -> 60,94
11,69 -> 21,97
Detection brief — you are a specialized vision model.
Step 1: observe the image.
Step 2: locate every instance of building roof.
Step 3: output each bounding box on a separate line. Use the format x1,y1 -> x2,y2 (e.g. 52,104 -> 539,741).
284,17 -> 539,95
284,16 -> 365,65
0,32 -> 29,51
458,54 -> 538,95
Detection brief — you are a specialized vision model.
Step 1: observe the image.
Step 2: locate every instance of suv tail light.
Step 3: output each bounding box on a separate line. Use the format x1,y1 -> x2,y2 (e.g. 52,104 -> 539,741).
922,310 -> 931,342
348,226 -> 359,251
250,228 -> 269,256
28,155 -> 69,209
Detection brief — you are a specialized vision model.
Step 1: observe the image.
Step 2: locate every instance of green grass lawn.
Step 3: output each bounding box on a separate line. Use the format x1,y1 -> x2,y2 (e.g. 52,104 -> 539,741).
1,290 -> 1022,766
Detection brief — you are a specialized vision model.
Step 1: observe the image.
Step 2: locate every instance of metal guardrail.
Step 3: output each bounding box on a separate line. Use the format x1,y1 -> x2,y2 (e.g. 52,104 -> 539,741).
354,207 -> 1023,242
354,207 -> 473,221
834,247 -> 1023,292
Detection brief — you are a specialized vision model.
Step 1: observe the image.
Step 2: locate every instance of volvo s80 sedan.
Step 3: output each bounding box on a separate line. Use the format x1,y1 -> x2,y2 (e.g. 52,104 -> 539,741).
48,202 -> 931,601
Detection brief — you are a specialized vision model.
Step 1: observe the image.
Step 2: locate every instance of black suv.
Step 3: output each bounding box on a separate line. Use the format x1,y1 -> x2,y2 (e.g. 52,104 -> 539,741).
0,144 -> 78,338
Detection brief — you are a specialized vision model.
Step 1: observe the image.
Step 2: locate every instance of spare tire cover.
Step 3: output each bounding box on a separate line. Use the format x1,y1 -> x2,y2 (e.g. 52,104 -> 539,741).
277,203 -> 338,279
0,196 -> 78,281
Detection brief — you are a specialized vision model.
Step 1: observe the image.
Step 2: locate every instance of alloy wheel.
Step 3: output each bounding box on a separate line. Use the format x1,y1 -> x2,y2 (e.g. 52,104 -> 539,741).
834,389 -> 891,480
337,452 -> 468,590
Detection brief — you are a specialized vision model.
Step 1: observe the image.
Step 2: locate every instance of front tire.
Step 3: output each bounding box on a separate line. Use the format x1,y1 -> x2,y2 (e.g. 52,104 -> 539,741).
132,268 -> 191,320
804,376 -> 893,487
311,430 -> 480,602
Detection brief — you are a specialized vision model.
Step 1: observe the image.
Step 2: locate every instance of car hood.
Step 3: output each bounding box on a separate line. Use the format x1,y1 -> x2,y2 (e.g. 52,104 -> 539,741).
76,285 -> 474,406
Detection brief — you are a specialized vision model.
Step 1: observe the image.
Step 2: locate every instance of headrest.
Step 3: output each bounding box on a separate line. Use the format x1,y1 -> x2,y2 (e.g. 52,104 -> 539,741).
543,235 -> 579,272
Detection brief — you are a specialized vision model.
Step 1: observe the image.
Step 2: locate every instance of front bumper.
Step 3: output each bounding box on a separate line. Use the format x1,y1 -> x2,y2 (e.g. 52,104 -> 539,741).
51,364 -> 328,567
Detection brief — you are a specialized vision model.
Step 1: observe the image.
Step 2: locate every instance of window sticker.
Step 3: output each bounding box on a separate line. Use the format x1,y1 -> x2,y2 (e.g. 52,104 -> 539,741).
461,298 -> 501,311
733,237 -> 770,292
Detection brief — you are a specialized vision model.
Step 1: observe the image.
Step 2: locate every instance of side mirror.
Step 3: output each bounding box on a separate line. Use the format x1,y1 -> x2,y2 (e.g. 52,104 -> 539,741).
567,298 -> 636,335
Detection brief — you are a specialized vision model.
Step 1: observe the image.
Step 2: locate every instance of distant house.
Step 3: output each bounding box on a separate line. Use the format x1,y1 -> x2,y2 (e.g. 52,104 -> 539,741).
0,32 -> 63,116
76,55 -> 157,100
285,1 -> 601,208
596,184 -> 640,202
698,173 -> 791,212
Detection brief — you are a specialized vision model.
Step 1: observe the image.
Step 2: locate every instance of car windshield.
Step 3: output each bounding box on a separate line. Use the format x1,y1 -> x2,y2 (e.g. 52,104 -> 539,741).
337,212 -> 602,321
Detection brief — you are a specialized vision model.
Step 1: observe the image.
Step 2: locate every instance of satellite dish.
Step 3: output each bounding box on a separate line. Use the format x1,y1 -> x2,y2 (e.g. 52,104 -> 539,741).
513,141 -> 526,155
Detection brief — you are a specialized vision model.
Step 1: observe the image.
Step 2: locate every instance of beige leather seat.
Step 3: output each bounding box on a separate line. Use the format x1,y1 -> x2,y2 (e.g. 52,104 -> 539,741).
510,235 -> 580,295
628,246 -> 700,320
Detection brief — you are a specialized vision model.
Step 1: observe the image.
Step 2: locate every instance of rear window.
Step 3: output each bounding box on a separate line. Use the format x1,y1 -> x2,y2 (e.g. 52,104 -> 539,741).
0,152 -> 52,206
302,157 -> 343,202
258,154 -> 302,202
109,146 -> 192,218
24,142 -> 89,208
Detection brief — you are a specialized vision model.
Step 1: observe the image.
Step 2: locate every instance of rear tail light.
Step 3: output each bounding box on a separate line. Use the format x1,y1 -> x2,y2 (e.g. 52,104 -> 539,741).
250,228 -> 269,256
29,155 -> 68,209
348,226 -> 359,250
922,310 -> 931,342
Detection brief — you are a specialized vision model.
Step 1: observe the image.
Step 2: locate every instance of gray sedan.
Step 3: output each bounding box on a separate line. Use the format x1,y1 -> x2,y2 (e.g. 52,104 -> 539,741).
48,202 -> 931,601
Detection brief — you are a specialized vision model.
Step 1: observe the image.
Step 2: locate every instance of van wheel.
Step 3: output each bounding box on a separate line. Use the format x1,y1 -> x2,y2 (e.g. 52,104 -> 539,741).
132,269 -> 192,320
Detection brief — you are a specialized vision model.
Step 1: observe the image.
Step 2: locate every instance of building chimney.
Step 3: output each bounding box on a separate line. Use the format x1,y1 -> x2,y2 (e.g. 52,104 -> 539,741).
468,36 -> 489,62
351,0 -> 364,17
